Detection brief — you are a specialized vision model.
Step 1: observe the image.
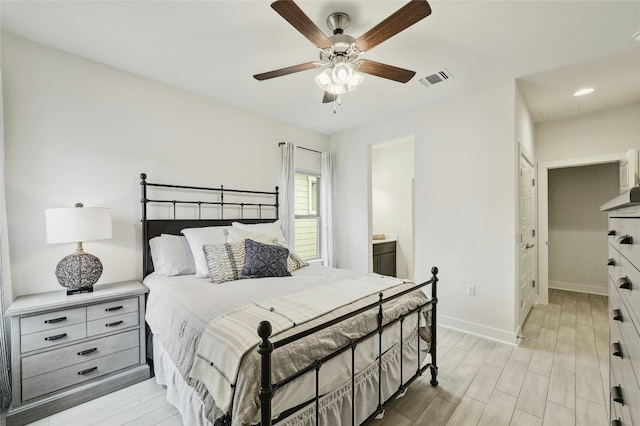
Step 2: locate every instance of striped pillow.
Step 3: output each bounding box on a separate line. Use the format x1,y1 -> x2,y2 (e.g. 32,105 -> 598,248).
287,252 -> 309,272
203,241 -> 246,284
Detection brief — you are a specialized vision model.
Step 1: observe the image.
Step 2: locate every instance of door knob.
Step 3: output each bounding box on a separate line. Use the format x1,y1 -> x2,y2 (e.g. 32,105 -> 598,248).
525,243 -> 535,249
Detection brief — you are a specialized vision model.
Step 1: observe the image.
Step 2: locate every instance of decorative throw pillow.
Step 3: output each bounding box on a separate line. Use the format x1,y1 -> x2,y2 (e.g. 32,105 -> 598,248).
242,239 -> 291,278
287,252 -> 309,273
203,241 -> 246,284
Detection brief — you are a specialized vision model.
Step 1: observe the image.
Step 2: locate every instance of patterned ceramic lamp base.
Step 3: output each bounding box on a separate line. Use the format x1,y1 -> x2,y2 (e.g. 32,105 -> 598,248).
55,252 -> 103,295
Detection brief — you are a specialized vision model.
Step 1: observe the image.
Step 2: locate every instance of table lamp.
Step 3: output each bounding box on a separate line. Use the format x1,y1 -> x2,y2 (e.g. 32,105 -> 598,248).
45,203 -> 112,295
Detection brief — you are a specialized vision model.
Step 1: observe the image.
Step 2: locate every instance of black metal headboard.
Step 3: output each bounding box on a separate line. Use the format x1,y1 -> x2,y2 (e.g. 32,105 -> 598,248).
140,173 -> 279,277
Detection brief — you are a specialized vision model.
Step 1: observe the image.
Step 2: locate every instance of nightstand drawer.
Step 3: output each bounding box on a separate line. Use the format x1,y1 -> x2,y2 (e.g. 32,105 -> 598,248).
87,297 -> 138,321
86,312 -> 138,337
22,330 -> 139,379
21,323 -> 87,353
22,347 -> 139,401
20,307 -> 86,336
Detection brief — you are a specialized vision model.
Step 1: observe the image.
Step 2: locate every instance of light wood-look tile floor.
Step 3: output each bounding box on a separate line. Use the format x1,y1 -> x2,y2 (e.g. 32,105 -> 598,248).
19,289 -> 609,426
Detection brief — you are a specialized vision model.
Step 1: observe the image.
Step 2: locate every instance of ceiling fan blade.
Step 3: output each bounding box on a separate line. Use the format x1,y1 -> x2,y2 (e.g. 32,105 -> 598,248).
354,0 -> 432,52
322,91 -> 337,103
254,62 -> 319,81
271,0 -> 333,50
357,60 -> 416,83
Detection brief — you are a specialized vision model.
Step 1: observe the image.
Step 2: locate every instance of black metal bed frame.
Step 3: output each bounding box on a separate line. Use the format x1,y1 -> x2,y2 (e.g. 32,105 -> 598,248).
140,173 -> 280,277
256,269 -> 439,426
139,173 -> 439,426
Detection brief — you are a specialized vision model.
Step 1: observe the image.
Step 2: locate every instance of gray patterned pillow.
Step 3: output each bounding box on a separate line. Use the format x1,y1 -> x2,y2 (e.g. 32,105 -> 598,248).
287,252 -> 309,272
203,241 -> 246,284
242,239 -> 291,278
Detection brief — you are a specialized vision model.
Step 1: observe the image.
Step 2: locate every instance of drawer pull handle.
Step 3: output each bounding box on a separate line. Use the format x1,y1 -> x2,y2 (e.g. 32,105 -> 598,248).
609,230 -> 617,236
105,306 -> 123,312
77,348 -> 97,356
608,258 -> 616,266
618,235 -> 633,245
612,342 -> 624,358
44,316 -> 67,324
612,385 -> 624,405
613,309 -> 624,322
77,367 -> 98,376
105,320 -> 123,327
617,277 -> 632,290
44,333 -> 67,341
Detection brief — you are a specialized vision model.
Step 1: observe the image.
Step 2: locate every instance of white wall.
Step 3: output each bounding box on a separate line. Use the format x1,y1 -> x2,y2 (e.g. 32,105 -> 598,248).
536,102 -> 640,163
515,85 -> 536,162
548,163 -> 618,295
371,139 -> 414,280
2,34 -> 329,298
331,80 -> 518,343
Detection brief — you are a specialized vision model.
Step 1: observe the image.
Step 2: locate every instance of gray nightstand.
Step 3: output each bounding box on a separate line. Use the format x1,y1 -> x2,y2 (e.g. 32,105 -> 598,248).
5,280 -> 150,426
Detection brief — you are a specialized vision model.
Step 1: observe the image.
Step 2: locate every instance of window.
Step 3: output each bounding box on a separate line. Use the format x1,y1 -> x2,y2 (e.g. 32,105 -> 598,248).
294,172 -> 320,260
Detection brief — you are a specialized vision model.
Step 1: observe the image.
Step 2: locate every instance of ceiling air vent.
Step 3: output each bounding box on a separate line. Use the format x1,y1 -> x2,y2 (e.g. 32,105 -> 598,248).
419,69 -> 453,88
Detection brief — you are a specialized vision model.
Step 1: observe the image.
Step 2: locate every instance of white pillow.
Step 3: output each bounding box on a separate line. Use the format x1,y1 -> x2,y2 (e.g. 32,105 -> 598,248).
227,227 -> 279,245
231,220 -> 287,245
181,226 -> 230,278
149,236 -> 165,274
161,234 -> 196,276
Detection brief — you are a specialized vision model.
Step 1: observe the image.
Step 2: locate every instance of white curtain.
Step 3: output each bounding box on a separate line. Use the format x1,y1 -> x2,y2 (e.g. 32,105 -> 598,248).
320,152 -> 336,267
0,69 -> 12,408
279,142 -> 296,250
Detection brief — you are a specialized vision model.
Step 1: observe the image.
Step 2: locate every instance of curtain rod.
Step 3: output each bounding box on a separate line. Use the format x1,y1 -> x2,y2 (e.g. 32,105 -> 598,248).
278,142 -> 322,155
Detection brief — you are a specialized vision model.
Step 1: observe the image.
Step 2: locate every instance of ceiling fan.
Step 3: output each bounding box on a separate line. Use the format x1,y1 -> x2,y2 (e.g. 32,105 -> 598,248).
253,0 -> 432,104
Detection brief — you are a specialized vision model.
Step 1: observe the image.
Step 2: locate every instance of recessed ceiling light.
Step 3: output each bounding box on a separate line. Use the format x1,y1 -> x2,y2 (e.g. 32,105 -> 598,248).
573,87 -> 595,97
634,31 -> 640,43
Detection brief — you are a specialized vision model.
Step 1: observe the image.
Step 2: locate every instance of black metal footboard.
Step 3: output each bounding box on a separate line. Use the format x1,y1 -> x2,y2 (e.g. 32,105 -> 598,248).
257,267 -> 439,426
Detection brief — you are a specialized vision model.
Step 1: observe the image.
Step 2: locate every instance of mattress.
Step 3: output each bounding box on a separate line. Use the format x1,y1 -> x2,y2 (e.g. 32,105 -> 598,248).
144,265 -> 431,425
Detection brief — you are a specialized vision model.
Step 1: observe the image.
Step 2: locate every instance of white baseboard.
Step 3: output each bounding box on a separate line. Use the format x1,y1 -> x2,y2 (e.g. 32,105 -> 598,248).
549,280 -> 607,296
437,314 -> 518,345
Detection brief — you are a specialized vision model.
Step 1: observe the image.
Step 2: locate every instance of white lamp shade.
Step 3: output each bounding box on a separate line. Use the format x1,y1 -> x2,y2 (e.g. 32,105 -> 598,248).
45,207 -> 112,244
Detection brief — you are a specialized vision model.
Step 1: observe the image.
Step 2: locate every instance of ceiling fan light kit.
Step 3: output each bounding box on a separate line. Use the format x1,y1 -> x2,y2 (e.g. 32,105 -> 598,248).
254,0 -> 432,108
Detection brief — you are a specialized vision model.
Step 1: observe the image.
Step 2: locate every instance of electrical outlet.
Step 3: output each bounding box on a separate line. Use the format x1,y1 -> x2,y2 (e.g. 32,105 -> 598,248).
466,285 -> 475,296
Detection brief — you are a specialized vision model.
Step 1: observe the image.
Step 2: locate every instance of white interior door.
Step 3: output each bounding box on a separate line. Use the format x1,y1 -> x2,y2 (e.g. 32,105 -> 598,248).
519,153 -> 536,327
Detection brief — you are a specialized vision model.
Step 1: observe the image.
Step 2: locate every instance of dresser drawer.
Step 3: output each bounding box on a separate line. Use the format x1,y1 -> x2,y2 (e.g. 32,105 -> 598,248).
609,217 -> 640,265
20,307 -> 86,336
22,347 -> 139,401
611,255 -> 640,326
21,323 -> 87,353
608,248 -> 622,283
611,365 -> 635,426
609,340 -> 640,425
87,297 -> 138,321
86,312 -> 138,337
22,330 -> 139,379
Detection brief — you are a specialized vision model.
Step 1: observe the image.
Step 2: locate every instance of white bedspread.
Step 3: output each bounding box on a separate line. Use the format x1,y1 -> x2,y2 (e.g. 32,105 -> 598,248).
144,264 -> 357,377
144,265 -> 432,425
189,273 -> 407,413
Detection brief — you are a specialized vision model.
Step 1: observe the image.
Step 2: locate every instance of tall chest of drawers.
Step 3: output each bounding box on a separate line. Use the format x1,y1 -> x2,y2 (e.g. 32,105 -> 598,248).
5,281 -> 150,426
602,188 -> 640,426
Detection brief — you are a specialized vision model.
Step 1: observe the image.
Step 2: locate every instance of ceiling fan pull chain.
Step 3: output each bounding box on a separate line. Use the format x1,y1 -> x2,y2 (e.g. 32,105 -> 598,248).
333,95 -> 342,114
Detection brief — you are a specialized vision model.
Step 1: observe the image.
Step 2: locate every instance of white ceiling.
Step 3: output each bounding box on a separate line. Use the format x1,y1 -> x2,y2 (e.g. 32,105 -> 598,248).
2,1 -> 640,135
